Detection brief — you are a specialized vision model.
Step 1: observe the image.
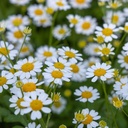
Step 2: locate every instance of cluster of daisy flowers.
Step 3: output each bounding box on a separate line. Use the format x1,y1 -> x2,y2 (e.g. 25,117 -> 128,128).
1,0 -> 128,127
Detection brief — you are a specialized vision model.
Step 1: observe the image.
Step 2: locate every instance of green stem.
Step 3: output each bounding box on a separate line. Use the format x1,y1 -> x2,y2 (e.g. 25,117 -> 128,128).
112,33 -> 127,66
46,113 -> 51,128
48,12 -> 58,46
16,35 -> 27,61
122,109 -> 128,117
74,122 -> 79,128
39,118 -> 46,128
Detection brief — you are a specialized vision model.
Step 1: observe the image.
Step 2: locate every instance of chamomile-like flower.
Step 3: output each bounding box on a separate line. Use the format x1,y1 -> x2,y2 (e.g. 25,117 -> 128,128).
58,46 -> 83,62
53,25 -> 70,40
28,4 -> 46,20
9,0 -> 30,5
73,108 -> 101,128
0,41 -> 18,63
75,16 -> 97,35
69,0 -> 92,9
43,66 -> 72,85
86,62 -> 114,82
123,42 -> 128,55
95,23 -> 119,42
21,91 -> 52,120
67,14 -> 81,27
70,62 -> 86,82
74,86 -> 100,103
97,43 -> 115,57
6,15 -> 30,30
35,46 -> 58,62
0,71 -> 15,93
106,0 -> 122,9
46,0 -> 70,11
104,11 -> 125,26
25,122 -> 41,128
6,27 -> 29,44
14,56 -> 42,79
118,51 -> 128,69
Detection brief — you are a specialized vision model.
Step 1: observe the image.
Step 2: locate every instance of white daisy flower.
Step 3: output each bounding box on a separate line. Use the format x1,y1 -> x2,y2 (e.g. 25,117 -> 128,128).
20,78 -> 44,93
6,15 -> 30,30
6,27 -> 30,44
69,0 -> 92,9
9,92 -> 25,115
52,97 -> 67,114
106,0 -> 122,9
28,4 -> 46,21
118,51 -> 128,69
84,57 -> 101,68
0,71 -> 15,93
35,46 -> 58,62
14,56 -> 42,79
74,86 -> 100,103
86,62 -> 114,82
21,91 -> 52,120
73,108 -> 101,128
70,62 -> 86,82
58,46 -> 83,62
45,57 -> 71,72
53,25 -> 70,40
113,76 -> 128,95
46,0 -> 70,11
95,23 -> 119,42
123,42 -> 128,55
75,16 -> 97,35
33,15 -> 52,27
15,43 -> 33,58
25,122 -> 41,128
43,66 -> 72,85
104,11 -> 125,26
83,43 -> 100,56
120,84 -> 128,100
0,41 -> 18,63
67,14 -> 81,27
124,8 -> 128,17
9,0 -> 30,5
97,43 -> 115,57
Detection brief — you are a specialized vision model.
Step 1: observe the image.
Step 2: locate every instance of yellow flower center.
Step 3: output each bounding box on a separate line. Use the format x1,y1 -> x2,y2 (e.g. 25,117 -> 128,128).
58,28 -> 66,35
124,56 -> 128,63
113,99 -> 123,108
46,7 -> 54,14
56,1 -> 64,6
99,120 -> 107,127
89,62 -> 95,67
70,64 -> 79,73
110,3 -> 118,9
101,47 -> 110,55
94,68 -> 106,76
112,15 -> 119,24
81,91 -> 92,98
53,94 -> 60,102
124,25 -> 128,32
94,47 -> 99,53
21,62 -> 34,72
78,40 -> 86,48
102,28 -> 113,36
14,30 -> 24,39
75,113 -> 85,122
54,62 -> 65,69
97,36 -> 104,43
30,99 -> 43,111
12,18 -> 22,27
51,70 -> 63,78
21,46 -> 29,53
65,51 -> 75,58
82,22 -> 91,30
70,18 -> 78,24
9,68 -> 15,74
59,124 -> 67,128
82,114 -> 93,124
0,77 -> 7,86
43,51 -> 52,57
34,9 -> 43,15
0,47 -> 9,55
40,19 -> 46,23
22,82 -> 36,92
16,98 -> 24,109
76,0 -> 85,4
54,101 -> 61,108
